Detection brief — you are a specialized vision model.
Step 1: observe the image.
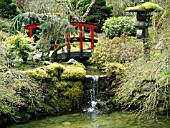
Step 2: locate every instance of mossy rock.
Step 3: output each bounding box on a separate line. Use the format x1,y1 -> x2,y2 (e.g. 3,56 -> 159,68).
25,68 -> 49,80
24,63 -> 64,80
126,2 -> 163,12
71,62 -> 86,69
61,65 -> 86,80
41,63 -> 64,77
48,81 -> 83,111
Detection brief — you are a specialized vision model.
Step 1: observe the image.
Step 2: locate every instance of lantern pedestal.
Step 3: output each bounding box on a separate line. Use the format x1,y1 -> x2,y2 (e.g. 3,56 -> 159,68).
126,1 -> 162,60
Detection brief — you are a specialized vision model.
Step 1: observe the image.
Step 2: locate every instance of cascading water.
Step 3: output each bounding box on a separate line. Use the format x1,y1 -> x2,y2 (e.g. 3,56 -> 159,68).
82,75 -> 99,113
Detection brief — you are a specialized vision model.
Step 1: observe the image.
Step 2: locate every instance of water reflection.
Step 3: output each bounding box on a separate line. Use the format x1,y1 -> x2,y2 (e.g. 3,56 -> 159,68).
8,112 -> 170,128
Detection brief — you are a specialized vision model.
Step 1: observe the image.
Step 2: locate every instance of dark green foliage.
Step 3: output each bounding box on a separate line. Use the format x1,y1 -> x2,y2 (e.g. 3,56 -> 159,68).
102,16 -> 136,38
76,0 -> 113,32
86,0 -> 113,27
0,0 -> 20,18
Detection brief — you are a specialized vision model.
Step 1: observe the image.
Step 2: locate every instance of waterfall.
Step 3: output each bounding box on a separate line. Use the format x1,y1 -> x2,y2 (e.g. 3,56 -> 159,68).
82,75 -> 99,113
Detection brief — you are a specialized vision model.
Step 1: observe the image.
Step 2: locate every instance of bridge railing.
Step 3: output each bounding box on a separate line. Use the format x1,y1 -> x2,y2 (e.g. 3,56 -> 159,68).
24,22 -> 98,59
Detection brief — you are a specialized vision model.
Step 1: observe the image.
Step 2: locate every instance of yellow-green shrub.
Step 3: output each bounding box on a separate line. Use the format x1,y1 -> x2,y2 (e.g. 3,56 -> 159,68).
71,62 -> 86,69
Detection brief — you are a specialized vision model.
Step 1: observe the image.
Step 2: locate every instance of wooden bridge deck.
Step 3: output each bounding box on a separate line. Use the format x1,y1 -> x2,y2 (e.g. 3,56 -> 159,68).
51,50 -> 92,61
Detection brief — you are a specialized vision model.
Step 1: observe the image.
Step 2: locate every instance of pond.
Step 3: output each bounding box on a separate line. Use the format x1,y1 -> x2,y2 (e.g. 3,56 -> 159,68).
8,111 -> 170,128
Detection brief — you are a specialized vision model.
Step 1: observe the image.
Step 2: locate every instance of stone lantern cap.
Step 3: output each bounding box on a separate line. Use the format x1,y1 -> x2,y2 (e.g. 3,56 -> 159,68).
126,2 -> 163,12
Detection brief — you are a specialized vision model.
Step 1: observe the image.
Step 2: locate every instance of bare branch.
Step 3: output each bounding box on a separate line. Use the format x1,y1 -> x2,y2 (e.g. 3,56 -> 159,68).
65,1 -> 81,21
82,0 -> 95,20
65,0 -> 96,22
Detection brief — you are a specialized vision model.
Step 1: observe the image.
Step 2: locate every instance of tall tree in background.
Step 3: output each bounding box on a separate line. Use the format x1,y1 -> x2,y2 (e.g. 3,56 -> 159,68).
66,0 -> 112,32
85,0 -> 112,31
65,0 -> 96,22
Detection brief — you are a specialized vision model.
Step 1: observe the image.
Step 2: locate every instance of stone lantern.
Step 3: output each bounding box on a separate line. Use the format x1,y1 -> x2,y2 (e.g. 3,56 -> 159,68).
126,1 -> 163,60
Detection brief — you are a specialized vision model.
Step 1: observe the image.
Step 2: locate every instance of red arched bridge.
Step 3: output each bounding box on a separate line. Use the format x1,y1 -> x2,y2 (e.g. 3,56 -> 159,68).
24,22 -> 98,61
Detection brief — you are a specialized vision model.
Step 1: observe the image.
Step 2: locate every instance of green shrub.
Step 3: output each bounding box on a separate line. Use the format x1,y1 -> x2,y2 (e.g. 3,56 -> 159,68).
90,36 -> 143,69
102,16 -> 136,38
72,62 -> 86,69
103,62 -> 126,78
23,63 -> 84,112
3,32 -> 35,63
25,68 -> 49,80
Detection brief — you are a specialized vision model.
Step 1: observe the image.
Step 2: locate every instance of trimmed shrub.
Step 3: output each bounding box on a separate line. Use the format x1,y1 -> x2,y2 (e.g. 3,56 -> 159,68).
102,16 -> 136,38
24,62 -> 85,112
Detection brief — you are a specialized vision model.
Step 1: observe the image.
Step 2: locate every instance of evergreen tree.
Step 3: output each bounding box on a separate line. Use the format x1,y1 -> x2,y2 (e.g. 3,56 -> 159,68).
77,0 -> 113,32
0,0 -> 20,18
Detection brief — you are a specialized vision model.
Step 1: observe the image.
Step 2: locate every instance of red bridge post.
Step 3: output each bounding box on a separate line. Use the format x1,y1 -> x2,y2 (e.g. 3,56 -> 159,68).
24,24 -> 40,38
78,25 -> 83,57
90,27 -> 95,51
66,33 -> 71,58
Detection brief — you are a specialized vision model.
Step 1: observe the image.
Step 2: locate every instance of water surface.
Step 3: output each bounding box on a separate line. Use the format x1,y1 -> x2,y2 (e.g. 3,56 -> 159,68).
8,111 -> 170,128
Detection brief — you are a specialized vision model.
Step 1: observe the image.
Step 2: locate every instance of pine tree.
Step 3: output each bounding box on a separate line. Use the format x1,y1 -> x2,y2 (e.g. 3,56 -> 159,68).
77,0 -> 113,32
89,0 -> 112,31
